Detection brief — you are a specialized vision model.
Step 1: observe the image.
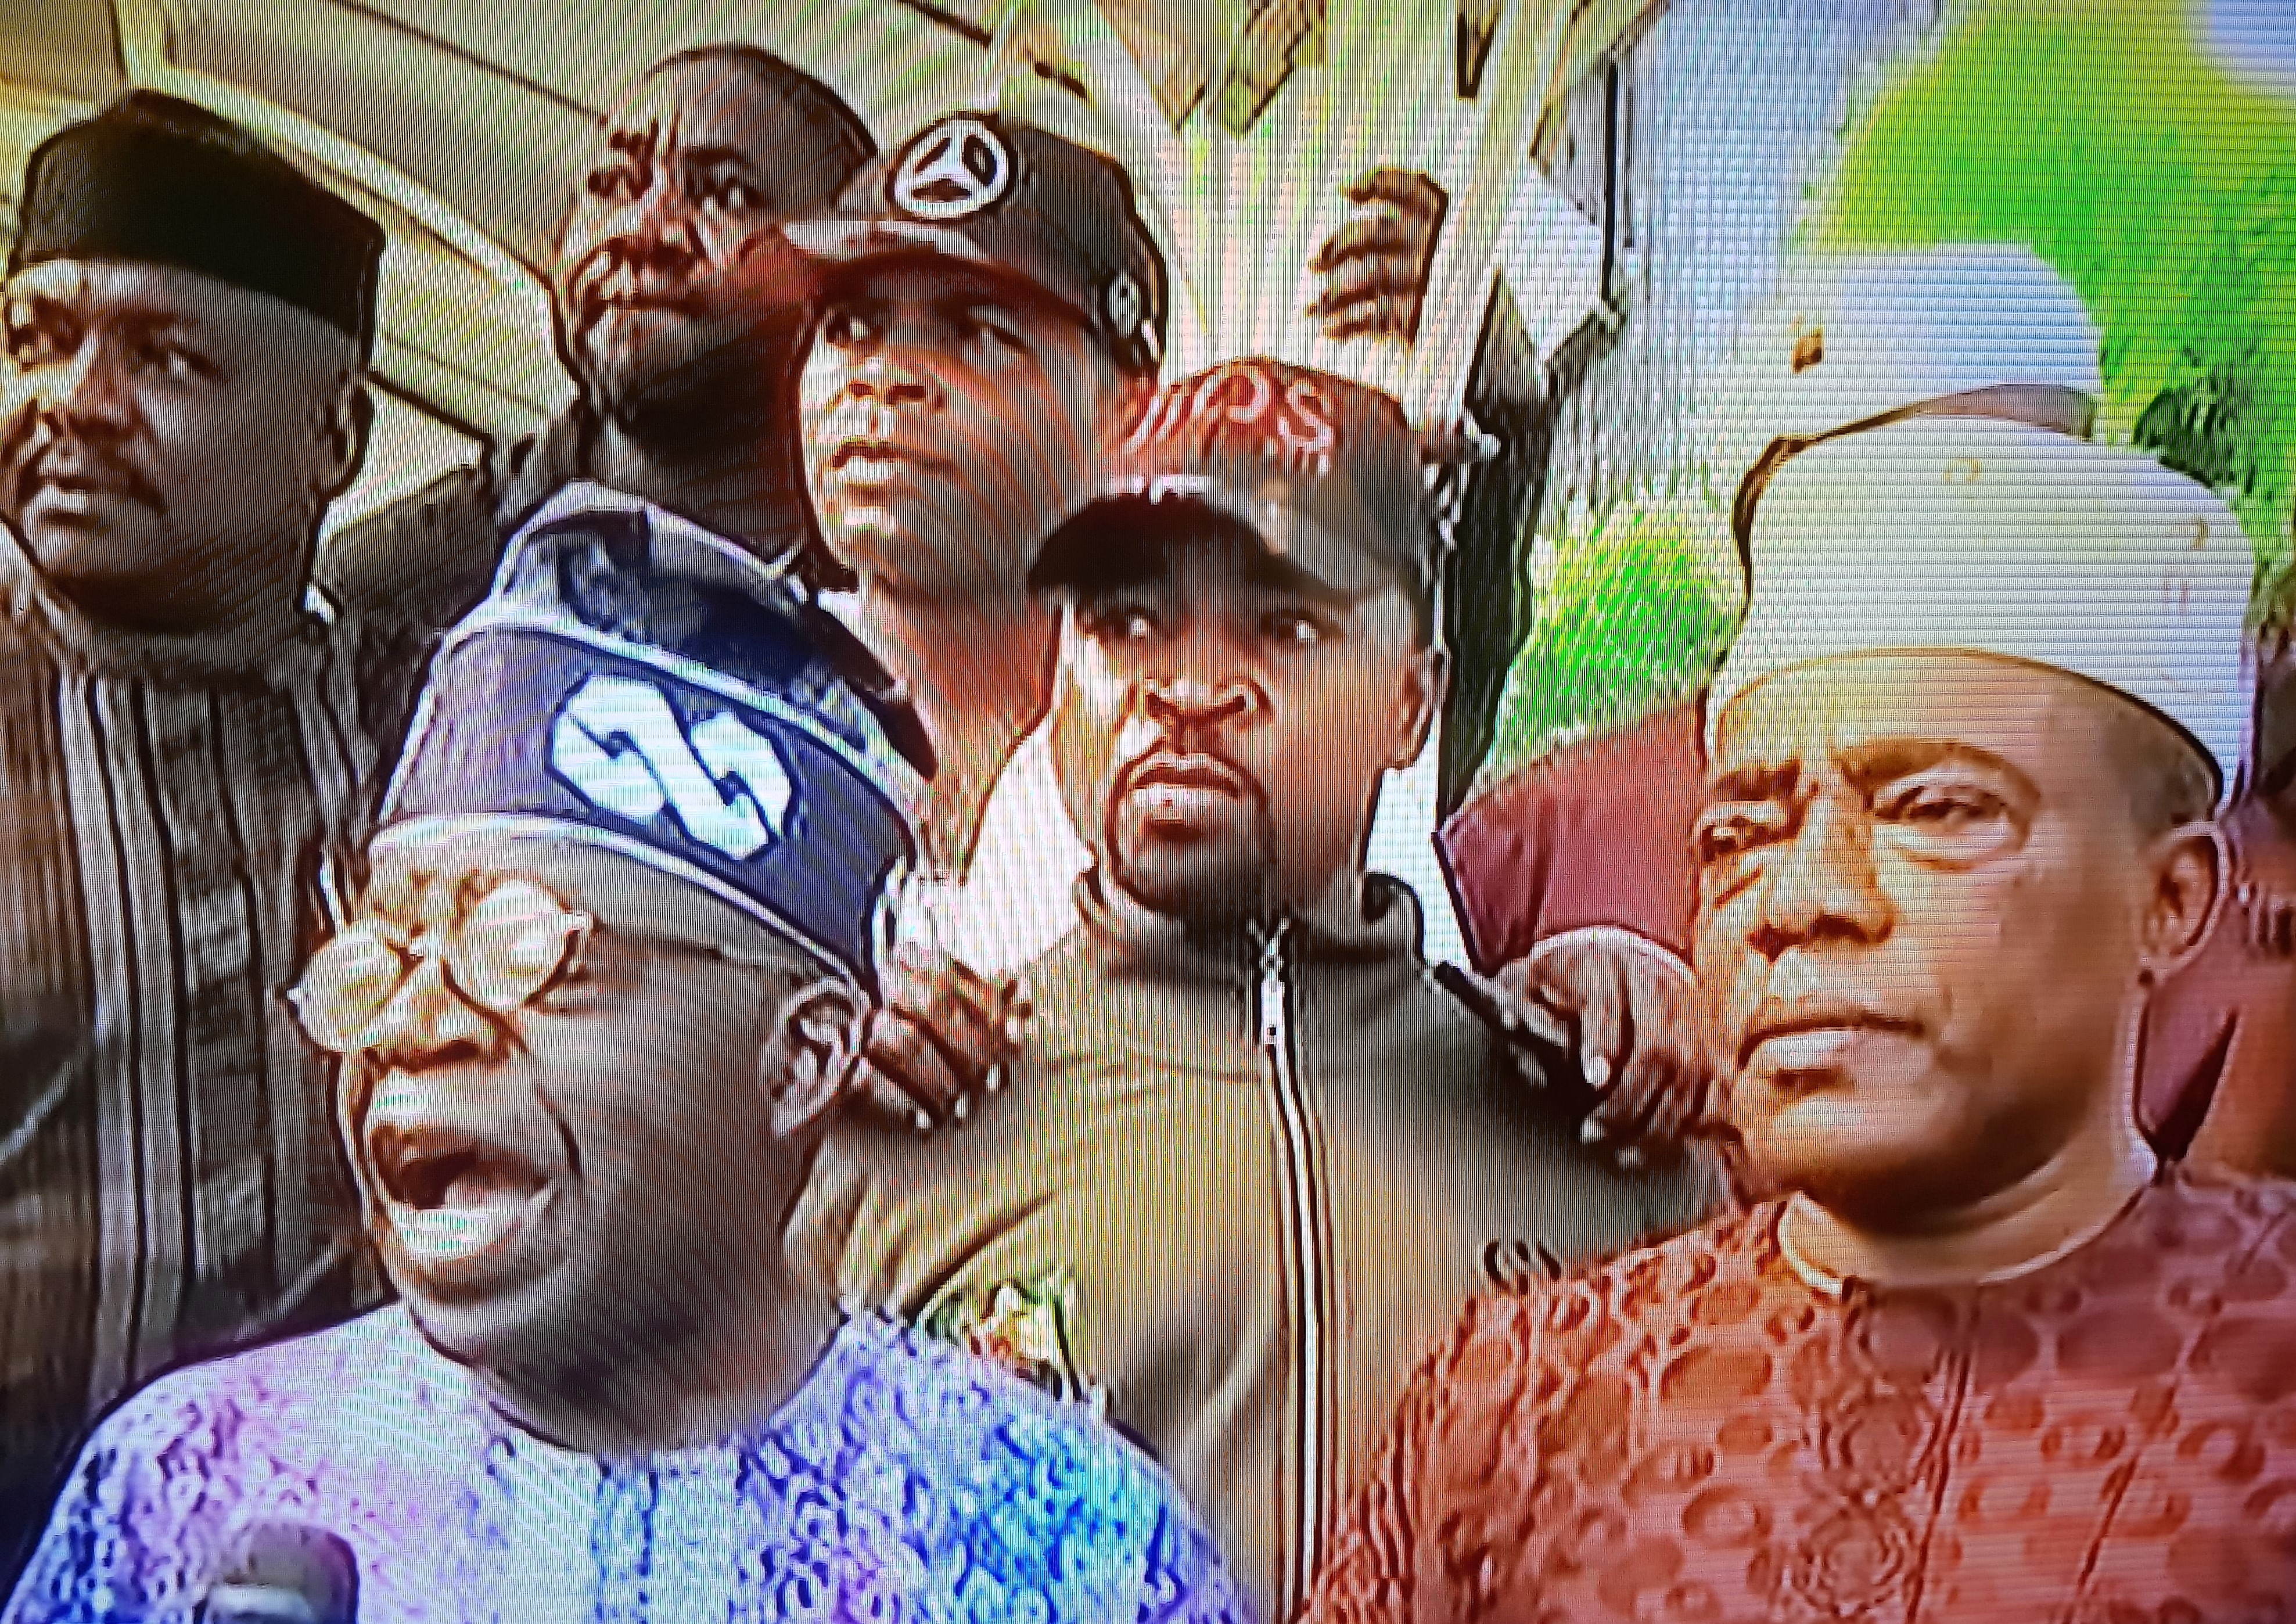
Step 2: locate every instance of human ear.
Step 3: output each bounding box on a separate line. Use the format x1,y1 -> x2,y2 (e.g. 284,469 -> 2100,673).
758,976 -> 867,1140
310,376 -> 373,503
2137,821 -> 2225,983
1386,644 -> 1448,771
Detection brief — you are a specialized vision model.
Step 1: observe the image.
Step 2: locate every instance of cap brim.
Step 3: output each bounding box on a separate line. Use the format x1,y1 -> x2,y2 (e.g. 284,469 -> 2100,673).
1031,479 -> 1402,605
366,817 -> 856,985
784,216 -> 1095,332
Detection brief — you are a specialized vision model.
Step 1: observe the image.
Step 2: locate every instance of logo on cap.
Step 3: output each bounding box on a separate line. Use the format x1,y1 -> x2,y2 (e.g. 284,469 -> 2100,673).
890,117 -> 1013,222
1123,360 -> 1338,473
548,674 -> 793,861
1106,272 -> 1144,339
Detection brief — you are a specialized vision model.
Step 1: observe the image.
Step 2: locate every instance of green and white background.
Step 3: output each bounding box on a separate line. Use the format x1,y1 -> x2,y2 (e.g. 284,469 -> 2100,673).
0,0 -> 2288,795
1493,0 -> 2296,786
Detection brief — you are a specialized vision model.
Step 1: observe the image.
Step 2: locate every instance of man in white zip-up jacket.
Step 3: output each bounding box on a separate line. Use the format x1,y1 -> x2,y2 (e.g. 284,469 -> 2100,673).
792,358 -> 1718,1624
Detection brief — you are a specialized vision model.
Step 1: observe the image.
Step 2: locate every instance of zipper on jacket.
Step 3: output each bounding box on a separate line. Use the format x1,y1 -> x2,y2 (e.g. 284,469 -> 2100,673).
1256,919 -> 1331,1621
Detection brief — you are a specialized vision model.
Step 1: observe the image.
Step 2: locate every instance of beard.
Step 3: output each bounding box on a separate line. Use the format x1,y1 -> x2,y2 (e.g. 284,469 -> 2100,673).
564,294 -> 809,449
1105,791 -> 1281,935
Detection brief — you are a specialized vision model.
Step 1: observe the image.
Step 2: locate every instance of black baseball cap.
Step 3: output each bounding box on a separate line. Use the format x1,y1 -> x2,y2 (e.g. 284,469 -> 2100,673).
1034,359 -> 1440,619
786,112 -> 1167,377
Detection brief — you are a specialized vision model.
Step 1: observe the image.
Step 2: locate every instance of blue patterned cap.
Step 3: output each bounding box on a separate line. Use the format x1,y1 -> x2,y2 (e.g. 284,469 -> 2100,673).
375,485 -> 929,987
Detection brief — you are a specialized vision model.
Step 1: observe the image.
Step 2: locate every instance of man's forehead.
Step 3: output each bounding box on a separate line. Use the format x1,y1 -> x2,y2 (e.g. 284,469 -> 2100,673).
827,258 -> 1062,322
605,62 -> 810,157
9,258 -> 222,318
1713,651 -> 2101,779
3,258 -> 340,358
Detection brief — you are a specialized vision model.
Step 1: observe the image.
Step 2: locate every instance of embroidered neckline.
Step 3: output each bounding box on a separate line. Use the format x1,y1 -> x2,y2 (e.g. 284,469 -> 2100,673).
1775,1147 -> 2159,1295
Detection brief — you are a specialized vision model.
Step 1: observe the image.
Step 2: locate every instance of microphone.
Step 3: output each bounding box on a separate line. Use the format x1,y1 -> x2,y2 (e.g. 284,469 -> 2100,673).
200,1524 -> 359,1624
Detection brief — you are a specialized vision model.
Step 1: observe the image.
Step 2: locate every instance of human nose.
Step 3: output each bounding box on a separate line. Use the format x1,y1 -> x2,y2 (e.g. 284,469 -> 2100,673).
358,956 -> 509,1073
1140,657 -> 1263,735
606,182 -> 707,276
839,347 -> 937,412
1748,793 -> 1893,961
44,335 -> 136,438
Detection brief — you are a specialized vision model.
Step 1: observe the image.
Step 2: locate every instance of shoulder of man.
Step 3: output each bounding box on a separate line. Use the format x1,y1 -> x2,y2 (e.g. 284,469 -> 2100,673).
819,1315 -> 1251,1623
0,592 -> 51,668
1437,698 -> 1706,969
315,407 -> 586,642
1421,1205 -> 1775,1413
1303,1282 -> 1582,1624
796,932 -> 1109,1224
1009,925 -> 1144,1052
6,1309 -> 418,1619
2139,1165 -> 2296,1273
314,459 -> 500,642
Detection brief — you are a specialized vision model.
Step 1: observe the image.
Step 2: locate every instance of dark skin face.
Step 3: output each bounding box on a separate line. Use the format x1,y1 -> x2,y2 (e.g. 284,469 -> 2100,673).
1048,520 -> 1440,932
554,58 -> 858,429
1694,652 -> 2219,1228
0,261 -> 367,635
332,863 -> 860,1411
799,263 -> 1120,605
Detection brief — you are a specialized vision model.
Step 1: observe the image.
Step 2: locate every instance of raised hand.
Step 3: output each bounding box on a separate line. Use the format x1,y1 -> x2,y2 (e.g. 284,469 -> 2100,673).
1305,168 -> 1448,343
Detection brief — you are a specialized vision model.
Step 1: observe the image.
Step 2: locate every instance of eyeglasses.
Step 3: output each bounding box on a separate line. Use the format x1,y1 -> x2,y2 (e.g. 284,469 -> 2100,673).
289,875 -> 818,1058
288,877 -> 594,1057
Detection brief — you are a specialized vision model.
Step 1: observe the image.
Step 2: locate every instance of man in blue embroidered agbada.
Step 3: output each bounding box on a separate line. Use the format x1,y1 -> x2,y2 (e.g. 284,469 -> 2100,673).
5,490 -> 1246,1623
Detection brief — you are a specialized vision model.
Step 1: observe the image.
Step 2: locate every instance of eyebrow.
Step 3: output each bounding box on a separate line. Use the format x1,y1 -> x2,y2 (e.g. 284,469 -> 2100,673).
7,288 -> 214,339
1066,555 -> 1369,623
1708,761 -> 1798,804
829,278 -> 1065,346
602,127 -> 653,161
675,145 -> 764,174
1709,738 -> 2036,804
1838,738 -> 2031,795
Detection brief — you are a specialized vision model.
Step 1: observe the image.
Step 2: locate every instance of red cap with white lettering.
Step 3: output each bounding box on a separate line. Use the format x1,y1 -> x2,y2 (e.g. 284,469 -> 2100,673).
1032,359 -> 1439,614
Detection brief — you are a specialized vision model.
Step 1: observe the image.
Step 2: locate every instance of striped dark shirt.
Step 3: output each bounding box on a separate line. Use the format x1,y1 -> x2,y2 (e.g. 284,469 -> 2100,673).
0,543 -> 400,1555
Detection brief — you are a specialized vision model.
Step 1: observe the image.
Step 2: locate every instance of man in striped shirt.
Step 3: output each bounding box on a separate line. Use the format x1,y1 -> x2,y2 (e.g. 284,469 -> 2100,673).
0,91 -> 392,1572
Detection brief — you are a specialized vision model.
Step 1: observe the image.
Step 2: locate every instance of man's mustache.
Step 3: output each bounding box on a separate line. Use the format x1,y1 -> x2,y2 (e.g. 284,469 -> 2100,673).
1116,738 -> 1263,807
565,241 -> 702,326
9,429 -> 166,516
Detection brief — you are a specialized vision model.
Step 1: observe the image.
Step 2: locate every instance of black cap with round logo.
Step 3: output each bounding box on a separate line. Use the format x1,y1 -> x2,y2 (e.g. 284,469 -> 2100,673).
786,112 -> 1167,378
1033,359 -> 1442,623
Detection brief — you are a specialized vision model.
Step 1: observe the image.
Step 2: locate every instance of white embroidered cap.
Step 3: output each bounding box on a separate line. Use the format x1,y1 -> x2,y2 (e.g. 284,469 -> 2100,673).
1711,415 -> 2252,800
1705,245 -> 2105,450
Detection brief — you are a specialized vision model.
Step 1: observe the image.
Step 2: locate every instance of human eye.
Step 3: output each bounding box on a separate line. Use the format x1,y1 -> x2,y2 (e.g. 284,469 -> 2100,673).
455,880 -> 591,1012
1259,607 -> 1334,648
1693,802 -> 1789,866
697,171 -> 767,212
1081,599 -> 1160,644
139,332 -> 217,382
5,303 -> 69,367
819,306 -> 874,350
1876,775 -> 2007,831
584,160 -> 643,202
957,306 -> 1029,362
1874,771 -> 2020,858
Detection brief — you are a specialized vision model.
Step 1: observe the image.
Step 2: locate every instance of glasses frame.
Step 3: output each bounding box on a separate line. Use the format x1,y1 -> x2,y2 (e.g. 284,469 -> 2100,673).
288,874 -> 813,1059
